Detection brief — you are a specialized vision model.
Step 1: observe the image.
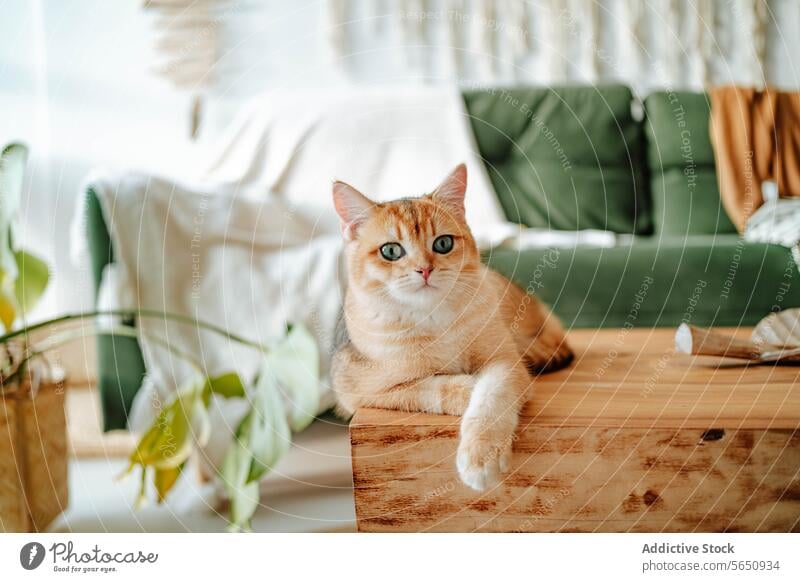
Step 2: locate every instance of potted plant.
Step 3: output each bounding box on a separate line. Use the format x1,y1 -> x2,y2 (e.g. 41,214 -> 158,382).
0,143 -> 321,532
1,308 -> 319,531
0,143 -> 59,532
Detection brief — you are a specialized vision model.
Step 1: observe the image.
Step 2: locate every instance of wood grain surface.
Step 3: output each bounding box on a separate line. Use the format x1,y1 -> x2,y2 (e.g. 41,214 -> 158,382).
351,328 -> 800,532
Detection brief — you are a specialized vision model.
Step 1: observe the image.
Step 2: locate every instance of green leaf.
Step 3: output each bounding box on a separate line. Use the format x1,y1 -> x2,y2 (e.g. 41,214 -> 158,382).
218,357 -> 299,529
154,463 -> 184,503
126,375 -> 220,511
129,410 -> 168,466
0,272 -> 16,331
0,144 -> 26,282
14,249 -> 49,315
266,323 -> 320,431
220,413 -> 260,530
129,387 -> 201,470
221,409 -> 254,486
206,372 -> 246,399
245,365 -> 291,483
135,465 -> 149,510
0,143 -> 40,331
149,398 -> 192,469
188,393 -> 211,449
228,480 -> 259,532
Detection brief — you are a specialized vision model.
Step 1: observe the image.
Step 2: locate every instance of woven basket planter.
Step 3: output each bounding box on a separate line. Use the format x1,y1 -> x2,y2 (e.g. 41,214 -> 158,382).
0,364 -> 68,532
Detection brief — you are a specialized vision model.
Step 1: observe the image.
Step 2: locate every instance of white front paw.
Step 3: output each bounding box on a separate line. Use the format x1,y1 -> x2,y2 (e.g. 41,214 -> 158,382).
456,424 -> 512,491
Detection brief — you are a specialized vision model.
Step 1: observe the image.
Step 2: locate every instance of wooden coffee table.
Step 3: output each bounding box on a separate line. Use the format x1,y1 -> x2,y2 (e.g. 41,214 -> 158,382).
349,328 -> 800,532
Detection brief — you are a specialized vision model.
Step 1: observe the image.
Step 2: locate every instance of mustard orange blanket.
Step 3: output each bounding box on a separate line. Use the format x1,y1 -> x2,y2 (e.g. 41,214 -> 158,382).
709,86 -> 800,232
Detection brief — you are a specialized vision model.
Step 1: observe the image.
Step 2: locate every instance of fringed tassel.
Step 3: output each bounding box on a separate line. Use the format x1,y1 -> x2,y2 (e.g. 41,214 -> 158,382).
503,0 -> 530,60
444,0 -> 467,78
144,0 -> 227,139
751,0 -> 769,87
543,0 -> 567,82
585,0 -> 602,81
326,0 -> 349,64
145,0 -> 220,90
496,0 -> 527,81
734,0 -> 768,87
465,0 -> 496,80
623,0 -> 646,83
567,0 -> 602,82
651,0 -> 680,87
397,0 -> 428,75
695,0 -> 716,86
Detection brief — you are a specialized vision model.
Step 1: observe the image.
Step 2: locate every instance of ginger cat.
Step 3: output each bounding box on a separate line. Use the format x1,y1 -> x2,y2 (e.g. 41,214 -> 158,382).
331,164 -> 573,491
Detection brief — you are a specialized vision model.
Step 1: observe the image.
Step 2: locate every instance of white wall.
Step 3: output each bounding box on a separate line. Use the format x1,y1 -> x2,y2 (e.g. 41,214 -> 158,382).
0,0 -> 191,316
1,0 -> 799,318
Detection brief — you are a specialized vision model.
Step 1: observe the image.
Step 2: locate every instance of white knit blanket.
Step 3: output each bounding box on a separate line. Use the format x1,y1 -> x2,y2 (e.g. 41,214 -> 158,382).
744,197 -> 800,268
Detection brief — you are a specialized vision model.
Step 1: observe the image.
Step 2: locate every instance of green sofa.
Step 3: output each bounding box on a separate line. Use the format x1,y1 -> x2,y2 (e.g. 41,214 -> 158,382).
86,85 -> 800,430
469,86 -> 800,329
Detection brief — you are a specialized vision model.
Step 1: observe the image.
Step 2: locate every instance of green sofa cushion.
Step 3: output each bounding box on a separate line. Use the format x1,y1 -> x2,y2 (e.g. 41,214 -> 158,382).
486,235 -> 800,328
644,92 -> 737,236
463,85 -> 651,234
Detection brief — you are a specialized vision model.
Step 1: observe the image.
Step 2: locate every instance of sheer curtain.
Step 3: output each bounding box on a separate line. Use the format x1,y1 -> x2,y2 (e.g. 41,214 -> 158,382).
0,0 -> 190,316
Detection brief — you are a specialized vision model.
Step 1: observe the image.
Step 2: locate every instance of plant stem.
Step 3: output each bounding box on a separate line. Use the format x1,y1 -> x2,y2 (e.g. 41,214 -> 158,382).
7,324 -> 206,383
0,309 -> 270,353
37,326 -> 203,373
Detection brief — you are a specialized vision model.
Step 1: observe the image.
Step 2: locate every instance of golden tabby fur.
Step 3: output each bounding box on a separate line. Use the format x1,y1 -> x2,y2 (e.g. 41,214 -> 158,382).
331,164 -> 573,490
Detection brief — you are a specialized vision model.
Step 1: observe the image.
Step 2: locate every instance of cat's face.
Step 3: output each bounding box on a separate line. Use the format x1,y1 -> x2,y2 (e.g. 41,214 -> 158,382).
333,164 -> 481,308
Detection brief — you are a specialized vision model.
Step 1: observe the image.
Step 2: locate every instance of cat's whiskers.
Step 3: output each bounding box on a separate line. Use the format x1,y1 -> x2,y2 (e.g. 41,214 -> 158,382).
447,278 -> 483,294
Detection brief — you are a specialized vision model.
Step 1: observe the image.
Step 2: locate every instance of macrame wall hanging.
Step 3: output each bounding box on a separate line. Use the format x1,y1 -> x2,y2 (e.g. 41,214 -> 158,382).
143,0 -> 230,138
141,0 -> 790,137
325,0 -> 779,92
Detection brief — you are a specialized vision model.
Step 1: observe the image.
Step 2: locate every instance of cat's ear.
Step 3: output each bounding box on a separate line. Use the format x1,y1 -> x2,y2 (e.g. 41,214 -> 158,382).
431,163 -> 467,220
333,181 -> 374,241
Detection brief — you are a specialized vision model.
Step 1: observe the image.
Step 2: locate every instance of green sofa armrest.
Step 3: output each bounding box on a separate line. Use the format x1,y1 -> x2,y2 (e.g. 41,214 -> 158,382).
86,187 -> 147,431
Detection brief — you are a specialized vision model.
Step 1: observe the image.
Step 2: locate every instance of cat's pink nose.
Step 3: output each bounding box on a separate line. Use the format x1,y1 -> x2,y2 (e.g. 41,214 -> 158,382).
416,266 -> 434,283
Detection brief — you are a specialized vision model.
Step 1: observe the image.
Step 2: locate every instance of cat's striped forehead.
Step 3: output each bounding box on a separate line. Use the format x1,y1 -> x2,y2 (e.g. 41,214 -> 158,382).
375,197 -> 439,240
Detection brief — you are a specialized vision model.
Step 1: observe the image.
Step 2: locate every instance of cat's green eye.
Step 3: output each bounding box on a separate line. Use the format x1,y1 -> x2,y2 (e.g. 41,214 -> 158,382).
432,235 -> 454,254
380,242 -> 406,261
